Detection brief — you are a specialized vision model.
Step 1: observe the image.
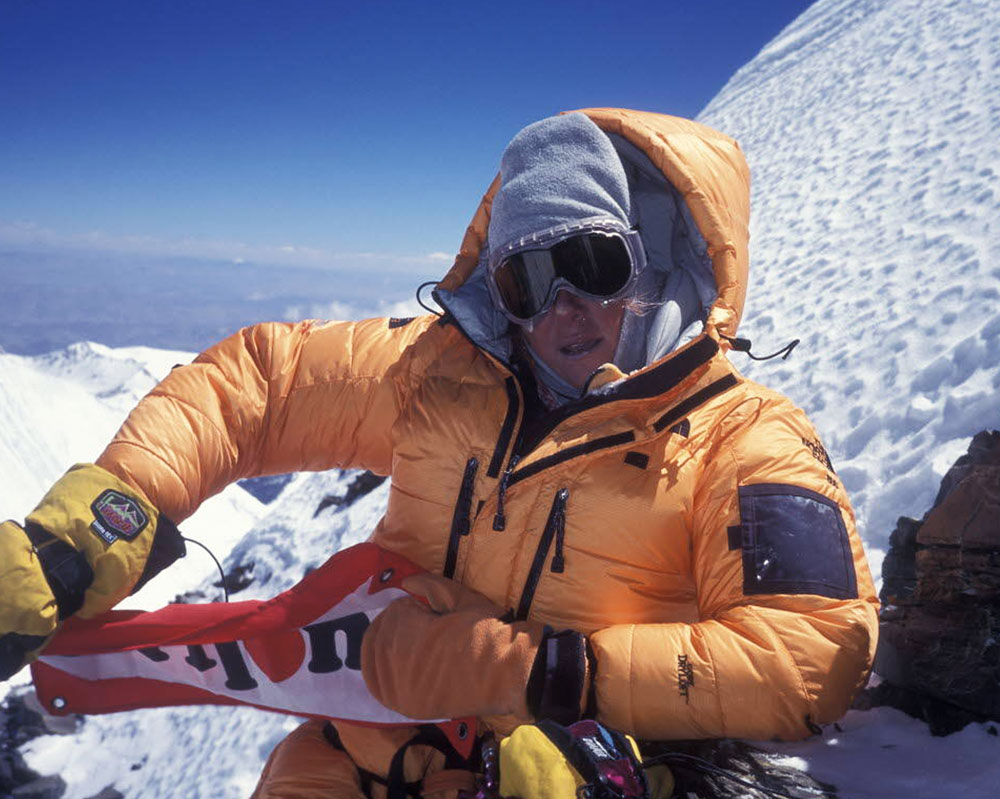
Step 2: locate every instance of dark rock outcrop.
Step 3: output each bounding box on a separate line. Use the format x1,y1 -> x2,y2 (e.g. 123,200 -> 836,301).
871,430 -> 1000,734
214,561 -> 256,596
9,776 -> 65,799
1,691 -> 73,799
82,789 -> 124,799
314,470 -> 387,517
238,473 -> 294,504
641,738 -> 837,798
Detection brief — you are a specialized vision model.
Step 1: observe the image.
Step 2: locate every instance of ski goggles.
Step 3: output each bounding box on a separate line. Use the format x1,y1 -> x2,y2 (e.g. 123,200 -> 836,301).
488,219 -> 646,325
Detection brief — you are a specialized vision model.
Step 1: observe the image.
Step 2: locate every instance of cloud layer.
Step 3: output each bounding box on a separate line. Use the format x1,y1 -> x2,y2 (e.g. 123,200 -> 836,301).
0,220 -> 452,274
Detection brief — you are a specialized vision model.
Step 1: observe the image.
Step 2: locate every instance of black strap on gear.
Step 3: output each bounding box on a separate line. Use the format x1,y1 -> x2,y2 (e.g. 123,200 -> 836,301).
23,523 -> 94,619
536,720 -> 649,799
130,513 -> 185,595
322,723 -> 413,799
322,723 -> 473,799
385,724 -> 477,799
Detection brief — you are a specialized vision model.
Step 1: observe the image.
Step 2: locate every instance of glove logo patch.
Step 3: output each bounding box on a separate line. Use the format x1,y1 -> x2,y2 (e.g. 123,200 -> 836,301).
91,490 -> 149,544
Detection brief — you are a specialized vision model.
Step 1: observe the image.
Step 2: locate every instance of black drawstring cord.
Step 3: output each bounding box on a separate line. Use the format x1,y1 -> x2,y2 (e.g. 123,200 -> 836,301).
181,536 -> 229,602
721,334 -> 800,361
642,752 -> 836,799
416,281 -> 443,317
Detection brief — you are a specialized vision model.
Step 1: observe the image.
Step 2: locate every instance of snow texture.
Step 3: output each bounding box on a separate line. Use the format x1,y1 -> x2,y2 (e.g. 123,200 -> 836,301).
698,0 -> 1000,582
2,0 -> 1000,795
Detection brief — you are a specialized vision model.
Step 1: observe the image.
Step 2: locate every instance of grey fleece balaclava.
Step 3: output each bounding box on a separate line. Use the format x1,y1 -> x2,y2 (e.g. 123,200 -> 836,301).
487,113 -> 639,403
488,112 -> 631,253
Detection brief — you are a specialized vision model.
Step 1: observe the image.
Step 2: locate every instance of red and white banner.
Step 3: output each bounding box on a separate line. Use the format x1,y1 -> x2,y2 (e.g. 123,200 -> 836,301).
31,543 -> 473,755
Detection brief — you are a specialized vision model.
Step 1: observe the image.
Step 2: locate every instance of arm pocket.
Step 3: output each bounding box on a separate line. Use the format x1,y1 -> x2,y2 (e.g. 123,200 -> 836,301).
738,483 -> 858,599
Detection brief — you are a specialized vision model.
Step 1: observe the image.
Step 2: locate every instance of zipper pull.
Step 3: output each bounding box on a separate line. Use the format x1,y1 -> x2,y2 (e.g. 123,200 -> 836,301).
492,454 -> 520,531
550,489 -> 569,573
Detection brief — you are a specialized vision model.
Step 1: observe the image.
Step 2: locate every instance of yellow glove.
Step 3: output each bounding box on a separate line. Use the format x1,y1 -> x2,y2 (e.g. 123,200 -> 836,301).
0,520 -> 67,679
1,463 -> 184,679
25,463 -> 173,616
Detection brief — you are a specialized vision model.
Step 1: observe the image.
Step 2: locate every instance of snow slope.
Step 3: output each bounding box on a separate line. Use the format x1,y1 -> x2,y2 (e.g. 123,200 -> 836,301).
0,342 -> 266,613
6,0 -> 1000,796
698,0 -> 1000,578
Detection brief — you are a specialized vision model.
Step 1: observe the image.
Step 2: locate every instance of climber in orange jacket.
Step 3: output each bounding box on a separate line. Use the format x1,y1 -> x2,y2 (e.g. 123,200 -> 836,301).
0,109 -> 879,797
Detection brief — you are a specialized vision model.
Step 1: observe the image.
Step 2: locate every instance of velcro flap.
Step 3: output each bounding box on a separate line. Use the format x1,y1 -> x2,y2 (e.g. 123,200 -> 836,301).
737,483 -> 858,600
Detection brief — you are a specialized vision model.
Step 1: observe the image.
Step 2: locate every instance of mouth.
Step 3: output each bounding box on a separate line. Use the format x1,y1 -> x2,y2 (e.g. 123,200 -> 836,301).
558,337 -> 602,359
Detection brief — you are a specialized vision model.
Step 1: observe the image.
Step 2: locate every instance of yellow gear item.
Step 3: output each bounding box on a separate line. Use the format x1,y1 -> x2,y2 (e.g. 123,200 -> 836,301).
498,721 -> 673,799
25,463 -> 177,618
2,463 -> 181,679
0,521 -> 61,678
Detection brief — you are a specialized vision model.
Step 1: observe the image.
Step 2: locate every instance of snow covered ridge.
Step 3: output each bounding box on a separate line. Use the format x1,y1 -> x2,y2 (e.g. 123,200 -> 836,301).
0,340 -> 390,798
0,342 -> 187,519
0,342 -> 266,613
698,0 -> 1000,574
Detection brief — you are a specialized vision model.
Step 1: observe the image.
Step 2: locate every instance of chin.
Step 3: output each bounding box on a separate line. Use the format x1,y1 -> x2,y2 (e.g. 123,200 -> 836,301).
561,361 -> 602,390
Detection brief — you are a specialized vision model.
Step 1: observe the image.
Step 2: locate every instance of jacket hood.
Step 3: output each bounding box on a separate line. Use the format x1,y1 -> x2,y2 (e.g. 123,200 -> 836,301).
434,108 -> 750,384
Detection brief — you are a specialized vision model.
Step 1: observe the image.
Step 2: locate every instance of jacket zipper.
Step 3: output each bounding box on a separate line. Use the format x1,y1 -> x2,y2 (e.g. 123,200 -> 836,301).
487,377 -> 521,478
443,456 -> 478,578
550,498 -> 567,574
507,431 -> 636,490
515,488 -> 569,620
492,454 -> 520,531
494,431 -> 631,532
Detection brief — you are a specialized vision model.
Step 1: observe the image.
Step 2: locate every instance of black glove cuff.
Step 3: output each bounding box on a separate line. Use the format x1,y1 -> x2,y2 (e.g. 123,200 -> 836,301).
583,638 -> 598,719
526,628 -> 587,725
0,632 -> 51,681
130,513 -> 185,595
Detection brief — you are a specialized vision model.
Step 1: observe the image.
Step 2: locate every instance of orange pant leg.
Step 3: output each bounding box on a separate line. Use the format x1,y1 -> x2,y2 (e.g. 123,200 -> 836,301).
252,719 -> 365,799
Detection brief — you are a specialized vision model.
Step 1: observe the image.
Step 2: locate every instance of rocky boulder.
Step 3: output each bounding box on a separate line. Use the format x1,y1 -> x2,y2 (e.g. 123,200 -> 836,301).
1,690 -> 69,799
871,430 -> 1000,733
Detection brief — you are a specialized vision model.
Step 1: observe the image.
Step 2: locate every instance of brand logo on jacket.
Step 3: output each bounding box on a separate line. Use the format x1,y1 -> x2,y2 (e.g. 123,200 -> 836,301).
90,489 -> 149,543
801,437 -> 835,473
678,654 -> 695,703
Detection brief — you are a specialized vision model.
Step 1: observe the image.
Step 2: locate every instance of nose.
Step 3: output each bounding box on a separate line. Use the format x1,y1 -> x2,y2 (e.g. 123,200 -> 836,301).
549,289 -> 587,316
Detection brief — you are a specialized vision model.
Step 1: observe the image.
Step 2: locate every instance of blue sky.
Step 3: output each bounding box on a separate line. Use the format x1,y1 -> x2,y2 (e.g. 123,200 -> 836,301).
1,0 -> 814,272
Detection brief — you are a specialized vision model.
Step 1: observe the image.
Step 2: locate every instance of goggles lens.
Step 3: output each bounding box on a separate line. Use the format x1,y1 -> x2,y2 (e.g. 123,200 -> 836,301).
492,231 -> 635,321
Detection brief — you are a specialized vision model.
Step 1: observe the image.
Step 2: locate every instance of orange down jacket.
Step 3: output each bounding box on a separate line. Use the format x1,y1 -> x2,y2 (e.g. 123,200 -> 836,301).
95,108 -> 879,742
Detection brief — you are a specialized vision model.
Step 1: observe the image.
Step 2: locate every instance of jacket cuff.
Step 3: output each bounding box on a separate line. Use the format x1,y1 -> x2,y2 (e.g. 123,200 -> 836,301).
526,628 -> 588,725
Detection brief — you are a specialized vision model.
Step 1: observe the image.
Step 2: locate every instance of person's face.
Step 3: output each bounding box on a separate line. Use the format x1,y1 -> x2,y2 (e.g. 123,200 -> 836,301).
521,290 -> 625,390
